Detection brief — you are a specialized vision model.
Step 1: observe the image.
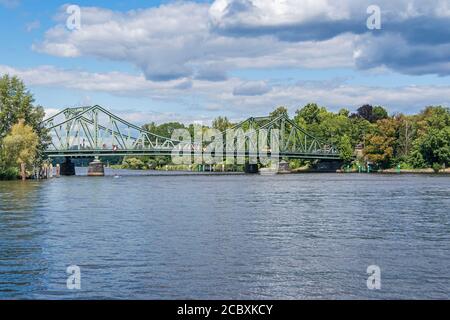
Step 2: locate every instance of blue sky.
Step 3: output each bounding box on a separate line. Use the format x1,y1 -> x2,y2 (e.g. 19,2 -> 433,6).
1,0 -> 450,124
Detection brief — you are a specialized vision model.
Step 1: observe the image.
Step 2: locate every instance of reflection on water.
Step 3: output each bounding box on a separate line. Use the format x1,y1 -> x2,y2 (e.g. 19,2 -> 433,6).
0,172 -> 449,299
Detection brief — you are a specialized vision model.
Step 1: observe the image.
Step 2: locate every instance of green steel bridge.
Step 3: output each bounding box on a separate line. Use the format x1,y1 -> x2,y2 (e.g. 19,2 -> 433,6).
42,105 -> 341,161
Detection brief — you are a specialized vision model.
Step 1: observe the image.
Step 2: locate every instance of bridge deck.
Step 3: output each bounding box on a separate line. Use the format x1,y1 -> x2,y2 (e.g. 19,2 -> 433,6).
45,149 -> 342,160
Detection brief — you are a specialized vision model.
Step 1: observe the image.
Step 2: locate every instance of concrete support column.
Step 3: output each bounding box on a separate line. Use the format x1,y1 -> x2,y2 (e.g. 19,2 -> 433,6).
88,157 -> 105,177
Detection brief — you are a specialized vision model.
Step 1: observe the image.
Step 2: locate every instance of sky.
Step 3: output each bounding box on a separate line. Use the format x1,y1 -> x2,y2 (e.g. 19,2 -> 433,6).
1,0 -> 450,125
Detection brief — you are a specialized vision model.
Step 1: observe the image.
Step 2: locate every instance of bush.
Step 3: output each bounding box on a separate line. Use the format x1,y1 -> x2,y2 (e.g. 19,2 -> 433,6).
122,157 -> 147,170
147,159 -> 157,169
0,167 -> 19,180
432,163 -> 442,173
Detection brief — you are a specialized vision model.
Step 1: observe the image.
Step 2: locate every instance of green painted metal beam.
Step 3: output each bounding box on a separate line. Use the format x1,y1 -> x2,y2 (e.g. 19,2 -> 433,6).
41,105 -> 343,161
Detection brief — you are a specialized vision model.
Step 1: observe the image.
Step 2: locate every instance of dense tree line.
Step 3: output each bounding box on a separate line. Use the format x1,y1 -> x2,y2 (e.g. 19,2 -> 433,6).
135,103 -> 450,171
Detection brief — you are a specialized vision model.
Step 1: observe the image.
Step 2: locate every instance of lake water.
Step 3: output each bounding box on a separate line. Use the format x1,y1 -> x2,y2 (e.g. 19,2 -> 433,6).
0,170 -> 449,299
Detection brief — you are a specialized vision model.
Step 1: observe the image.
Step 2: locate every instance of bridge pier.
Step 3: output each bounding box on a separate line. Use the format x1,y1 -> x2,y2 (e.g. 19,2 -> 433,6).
60,157 -> 76,176
88,157 -> 105,177
244,163 -> 259,174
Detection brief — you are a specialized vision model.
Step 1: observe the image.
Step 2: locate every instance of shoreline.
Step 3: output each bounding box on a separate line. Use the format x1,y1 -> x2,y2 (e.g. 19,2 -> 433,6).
103,167 -> 450,175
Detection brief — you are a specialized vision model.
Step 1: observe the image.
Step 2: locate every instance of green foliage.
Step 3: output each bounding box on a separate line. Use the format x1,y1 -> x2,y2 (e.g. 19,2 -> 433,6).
414,127 -> 450,166
338,135 -> 353,163
0,167 -> 19,180
270,106 -> 289,119
0,75 -> 48,179
142,121 -> 186,138
372,106 -> 389,122
295,103 -> 323,125
122,157 -> 148,170
2,119 -> 39,167
0,75 -> 48,147
363,118 -> 397,168
289,103 -> 449,170
212,116 -> 233,132
432,162 -> 443,173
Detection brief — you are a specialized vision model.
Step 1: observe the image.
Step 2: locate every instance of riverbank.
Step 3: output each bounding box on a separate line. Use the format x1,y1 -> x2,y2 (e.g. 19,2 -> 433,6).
378,168 -> 450,174
333,167 -> 450,174
105,166 -> 450,175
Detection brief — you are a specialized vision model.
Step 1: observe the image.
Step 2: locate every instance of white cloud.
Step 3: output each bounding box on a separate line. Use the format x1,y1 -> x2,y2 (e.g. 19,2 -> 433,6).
209,0 -> 354,28
33,1 -> 450,78
33,2 -> 356,81
209,0 -> 450,75
233,80 -> 271,96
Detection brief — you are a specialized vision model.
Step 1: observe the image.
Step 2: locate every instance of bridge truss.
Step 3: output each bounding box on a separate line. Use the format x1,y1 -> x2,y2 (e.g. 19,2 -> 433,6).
42,105 -> 340,160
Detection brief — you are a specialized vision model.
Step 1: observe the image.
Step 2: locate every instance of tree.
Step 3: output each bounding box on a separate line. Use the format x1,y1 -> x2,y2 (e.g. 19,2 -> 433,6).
396,114 -> 415,159
295,103 -> 322,125
270,106 -> 288,119
338,134 -> 353,163
372,106 -> 388,122
350,104 -> 387,123
0,75 -> 49,172
2,120 -> 39,180
122,157 -> 147,170
407,106 -> 450,168
414,128 -> 450,167
212,116 -> 233,132
143,121 -> 185,138
363,118 -> 397,168
351,104 -> 373,122
338,108 -> 350,117
0,75 -> 46,138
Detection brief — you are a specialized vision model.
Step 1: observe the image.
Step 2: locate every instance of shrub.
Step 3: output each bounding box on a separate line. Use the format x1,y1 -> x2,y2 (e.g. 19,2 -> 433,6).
122,157 -> 147,170
432,163 -> 442,173
0,167 -> 19,180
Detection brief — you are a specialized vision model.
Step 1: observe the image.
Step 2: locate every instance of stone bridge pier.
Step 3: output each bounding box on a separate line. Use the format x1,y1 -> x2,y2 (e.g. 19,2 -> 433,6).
88,157 -> 105,177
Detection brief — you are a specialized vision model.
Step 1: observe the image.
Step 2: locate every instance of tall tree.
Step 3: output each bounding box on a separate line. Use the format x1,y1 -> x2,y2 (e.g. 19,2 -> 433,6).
295,103 -> 322,125
338,134 -> 353,163
212,116 -> 233,132
413,128 -> 450,167
372,106 -> 389,122
363,118 -> 397,168
0,75 -> 49,172
351,104 -> 373,122
270,106 -> 289,119
2,120 -> 39,180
